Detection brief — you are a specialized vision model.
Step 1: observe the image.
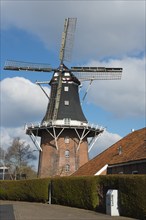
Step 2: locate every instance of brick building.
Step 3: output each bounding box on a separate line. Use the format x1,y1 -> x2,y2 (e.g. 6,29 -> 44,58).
72,127 -> 146,176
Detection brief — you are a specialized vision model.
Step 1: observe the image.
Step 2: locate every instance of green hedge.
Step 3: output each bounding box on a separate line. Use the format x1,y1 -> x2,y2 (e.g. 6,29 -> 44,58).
0,175 -> 146,219
0,178 -> 50,202
95,175 -> 119,212
118,175 -> 146,220
51,176 -> 99,210
51,175 -> 146,219
96,175 -> 146,219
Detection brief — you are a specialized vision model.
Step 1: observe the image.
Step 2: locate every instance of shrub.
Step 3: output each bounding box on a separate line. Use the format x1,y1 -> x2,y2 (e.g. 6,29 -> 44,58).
95,175 -> 119,212
51,176 -> 99,210
95,175 -> 146,219
118,175 -> 146,220
0,178 -> 51,202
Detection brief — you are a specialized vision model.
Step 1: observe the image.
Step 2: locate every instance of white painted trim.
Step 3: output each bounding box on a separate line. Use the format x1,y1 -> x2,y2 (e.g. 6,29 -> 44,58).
94,164 -> 108,175
26,120 -> 105,130
0,166 -> 9,170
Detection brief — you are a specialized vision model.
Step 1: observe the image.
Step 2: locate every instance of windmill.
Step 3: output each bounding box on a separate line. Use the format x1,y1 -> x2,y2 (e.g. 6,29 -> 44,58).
4,18 -> 122,177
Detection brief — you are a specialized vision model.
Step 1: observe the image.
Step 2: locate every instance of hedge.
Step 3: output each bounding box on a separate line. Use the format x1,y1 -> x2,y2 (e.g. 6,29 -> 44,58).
95,175 -> 119,212
0,175 -> 146,219
51,175 -> 146,220
118,175 -> 146,220
0,178 -> 51,202
51,176 -> 99,210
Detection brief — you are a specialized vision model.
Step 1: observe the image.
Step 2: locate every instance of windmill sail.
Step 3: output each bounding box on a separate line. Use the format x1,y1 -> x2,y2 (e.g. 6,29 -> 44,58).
70,67 -> 122,81
4,60 -> 53,72
59,18 -> 77,63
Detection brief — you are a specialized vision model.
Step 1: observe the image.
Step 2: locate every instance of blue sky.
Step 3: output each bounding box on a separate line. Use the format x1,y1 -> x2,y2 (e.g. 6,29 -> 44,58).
0,0 -> 145,160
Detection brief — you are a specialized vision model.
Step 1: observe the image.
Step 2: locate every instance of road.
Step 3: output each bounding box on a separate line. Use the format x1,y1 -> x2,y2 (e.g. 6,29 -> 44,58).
0,200 -> 136,220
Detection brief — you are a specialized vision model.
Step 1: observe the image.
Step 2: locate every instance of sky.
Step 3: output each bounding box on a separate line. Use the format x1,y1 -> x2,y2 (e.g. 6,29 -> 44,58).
0,0 -> 145,165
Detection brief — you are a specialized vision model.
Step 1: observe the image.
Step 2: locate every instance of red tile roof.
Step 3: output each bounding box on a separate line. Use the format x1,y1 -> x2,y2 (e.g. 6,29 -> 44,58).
72,127 -> 146,176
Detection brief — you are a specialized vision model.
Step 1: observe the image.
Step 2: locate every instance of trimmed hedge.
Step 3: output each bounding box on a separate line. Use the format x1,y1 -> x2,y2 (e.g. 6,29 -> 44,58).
51,176 -> 99,210
51,175 -> 146,219
118,175 -> 146,220
95,175 -> 119,212
0,178 -> 50,202
95,175 -> 146,219
0,175 -> 146,219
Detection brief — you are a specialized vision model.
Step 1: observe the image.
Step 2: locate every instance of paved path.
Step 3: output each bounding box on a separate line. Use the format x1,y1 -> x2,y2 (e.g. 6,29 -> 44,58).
0,200 -> 136,220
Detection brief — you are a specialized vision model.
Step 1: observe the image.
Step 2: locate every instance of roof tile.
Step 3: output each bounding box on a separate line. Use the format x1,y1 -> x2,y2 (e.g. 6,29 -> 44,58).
72,127 -> 146,176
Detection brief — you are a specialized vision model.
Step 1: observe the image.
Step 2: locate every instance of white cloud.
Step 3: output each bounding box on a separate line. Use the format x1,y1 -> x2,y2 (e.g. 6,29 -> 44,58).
0,77 -> 47,169
1,126 -> 33,149
84,56 -> 145,118
1,77 -> 50,127
0,126 -> 40,169
89,130 -> 122,159
1,1 -> 145,60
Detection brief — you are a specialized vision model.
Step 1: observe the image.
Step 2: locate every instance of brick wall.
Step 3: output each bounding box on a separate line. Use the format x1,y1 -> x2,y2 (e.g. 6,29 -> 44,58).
38,129 -> 89,177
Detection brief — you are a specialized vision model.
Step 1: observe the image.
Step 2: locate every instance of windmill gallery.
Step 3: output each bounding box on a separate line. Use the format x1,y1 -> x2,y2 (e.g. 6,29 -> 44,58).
4,18 -> 122,177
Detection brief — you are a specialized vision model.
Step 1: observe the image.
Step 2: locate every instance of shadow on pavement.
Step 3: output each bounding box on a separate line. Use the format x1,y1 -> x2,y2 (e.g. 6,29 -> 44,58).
0,204 -> 15,220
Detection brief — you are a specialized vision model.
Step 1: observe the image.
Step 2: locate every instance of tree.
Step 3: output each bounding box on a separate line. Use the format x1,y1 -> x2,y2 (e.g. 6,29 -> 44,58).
5,137 -> 37,179
0,147 -> 6,166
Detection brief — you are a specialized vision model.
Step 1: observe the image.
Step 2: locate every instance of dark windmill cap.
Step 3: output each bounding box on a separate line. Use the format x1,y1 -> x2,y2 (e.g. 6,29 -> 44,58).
50,64 -> 81,85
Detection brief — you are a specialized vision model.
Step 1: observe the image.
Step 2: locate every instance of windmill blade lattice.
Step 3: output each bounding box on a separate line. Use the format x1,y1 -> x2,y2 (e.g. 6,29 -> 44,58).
60,18 -> 77,63
4,60 -> 53,72
70,67 -> 122,81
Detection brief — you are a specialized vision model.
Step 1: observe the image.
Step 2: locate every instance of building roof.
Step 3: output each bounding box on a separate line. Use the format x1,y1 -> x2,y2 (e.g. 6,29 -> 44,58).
72,127 -> 146,176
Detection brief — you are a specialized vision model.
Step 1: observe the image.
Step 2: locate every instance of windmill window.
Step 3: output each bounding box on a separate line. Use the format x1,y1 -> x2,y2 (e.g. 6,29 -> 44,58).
54,72 -> 59,76
64,136 -> 70,144
64,100 -> 69,105
65,149 -> 70,158
64,73 -> 70,76
65,164 -> 70,172
64,86 -> 69,92
64,118 -> 71,125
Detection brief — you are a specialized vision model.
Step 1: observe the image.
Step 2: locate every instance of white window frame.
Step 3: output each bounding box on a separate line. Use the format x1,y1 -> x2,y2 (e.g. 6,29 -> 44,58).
64,118 -> 71,125
64,86 -> 69,92
64,100 -> 69,105
65,164 -> 70,172
64,72 -> 70,76
65,149 -> 70,158
64,136 -> 70,144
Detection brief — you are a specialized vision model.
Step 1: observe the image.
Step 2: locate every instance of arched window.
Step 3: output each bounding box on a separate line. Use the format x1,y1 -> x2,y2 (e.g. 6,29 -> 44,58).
65,164 -> 70,172
65,149 -> 70,158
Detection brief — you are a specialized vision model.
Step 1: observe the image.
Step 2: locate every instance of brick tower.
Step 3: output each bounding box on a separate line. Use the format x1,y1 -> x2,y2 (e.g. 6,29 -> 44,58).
4,18 -> 122,177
